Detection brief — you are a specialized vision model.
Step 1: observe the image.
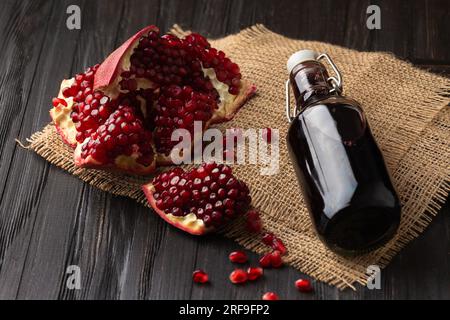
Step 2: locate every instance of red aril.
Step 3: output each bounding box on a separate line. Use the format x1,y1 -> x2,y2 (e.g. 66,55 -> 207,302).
259,253 -> 272,268
247,267 -> 263,281
262,292 -> 279,300
229,269 -> 248,284
192,270 -> 209,283
246,210 -> 262,233
295,279 -> 313,293
270,250 -> 283,268
259,250 -> 283,268
229,251 -> 248,264
262,232 -> 287,255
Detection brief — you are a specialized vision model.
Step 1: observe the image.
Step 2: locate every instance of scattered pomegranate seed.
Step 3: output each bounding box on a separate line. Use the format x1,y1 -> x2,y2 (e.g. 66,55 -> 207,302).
272,238 -> 287,255
229,269 -> 248,284
262,292 -> 279,300
246,210 -> 262,233
262,232 -> 274,245
270,250 -> 283,268
247,267 -> 263,281
259,250 -> 283,268
259,253 -> 272,268
229,251 -> 248,264
295,279 -> 313,293
262,232 -> 287,255
192,269 -> 209,284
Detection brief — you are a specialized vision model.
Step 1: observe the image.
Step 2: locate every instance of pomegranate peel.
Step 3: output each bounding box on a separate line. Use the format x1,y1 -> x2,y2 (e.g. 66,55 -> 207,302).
93,25 -> 161,91
49,79 -> 78,147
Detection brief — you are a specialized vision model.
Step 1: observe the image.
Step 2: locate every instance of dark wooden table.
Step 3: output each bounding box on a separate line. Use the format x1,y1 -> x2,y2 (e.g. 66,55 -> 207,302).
0,0 -> 448,300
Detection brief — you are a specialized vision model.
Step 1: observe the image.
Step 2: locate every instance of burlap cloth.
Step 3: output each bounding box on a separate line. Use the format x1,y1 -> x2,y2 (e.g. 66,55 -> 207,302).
25,25 -> 450,290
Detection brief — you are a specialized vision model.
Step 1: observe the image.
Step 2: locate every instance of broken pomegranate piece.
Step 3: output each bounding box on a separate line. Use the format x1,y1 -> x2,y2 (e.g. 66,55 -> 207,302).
50,25 -> 256,175
142,163 -> 251,235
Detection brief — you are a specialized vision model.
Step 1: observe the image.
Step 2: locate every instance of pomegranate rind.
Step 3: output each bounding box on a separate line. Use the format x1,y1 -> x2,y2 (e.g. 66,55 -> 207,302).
49,79 -> 78,147
210,80 -> 257,124
74,142 -> 156,175
93,25 -> 160,90
142,183 -> 211,235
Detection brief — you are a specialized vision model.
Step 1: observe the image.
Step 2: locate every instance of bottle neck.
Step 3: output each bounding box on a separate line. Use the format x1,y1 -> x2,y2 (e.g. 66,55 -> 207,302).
289,61 -> 334,109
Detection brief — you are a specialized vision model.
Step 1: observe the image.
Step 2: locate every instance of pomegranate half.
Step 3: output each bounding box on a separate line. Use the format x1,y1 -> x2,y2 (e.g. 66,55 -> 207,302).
50,25 -> 256,175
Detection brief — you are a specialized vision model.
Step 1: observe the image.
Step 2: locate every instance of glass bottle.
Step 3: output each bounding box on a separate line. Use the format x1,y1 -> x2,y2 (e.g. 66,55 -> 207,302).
286,50 -> 401,256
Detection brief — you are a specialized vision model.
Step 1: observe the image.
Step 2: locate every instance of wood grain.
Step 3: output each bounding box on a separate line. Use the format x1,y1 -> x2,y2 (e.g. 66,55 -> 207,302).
0,0 -> 448,300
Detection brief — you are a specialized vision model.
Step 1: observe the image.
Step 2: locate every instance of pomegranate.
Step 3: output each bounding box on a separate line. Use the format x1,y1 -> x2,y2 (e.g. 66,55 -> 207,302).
50,25 -> 256,175
142,162 -> 251,235
192,270 -> 209,283
229,269 -> 248,284
295,279 -> 313,293
262,292 -> 279,300
247,267 -> 263,281
229,251 -> 248,264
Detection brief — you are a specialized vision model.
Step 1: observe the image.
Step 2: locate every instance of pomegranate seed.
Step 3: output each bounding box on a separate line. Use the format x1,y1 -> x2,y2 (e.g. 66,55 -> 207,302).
246,210 -> 262,233
272,238 -> 287,255
262,232 -> 275,246
192,269 -> 209,284
259,251 -> 283,268
259,253 -> 272,268
295,279 -> 313,293
247,267 -> 263,281
262,232 -> 287,255
270,250 -> 283,268
262,292 -> 279,300
52,97 -> 67,107
229,251 -> 248,264
229,269 -> 248,284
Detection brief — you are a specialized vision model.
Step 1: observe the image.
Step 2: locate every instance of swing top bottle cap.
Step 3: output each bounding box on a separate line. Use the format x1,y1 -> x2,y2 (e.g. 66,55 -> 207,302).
286,49 -> 319,74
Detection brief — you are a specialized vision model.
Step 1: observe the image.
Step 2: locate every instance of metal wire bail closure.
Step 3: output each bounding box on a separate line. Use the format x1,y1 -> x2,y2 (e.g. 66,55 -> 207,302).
285,52 -> 343,123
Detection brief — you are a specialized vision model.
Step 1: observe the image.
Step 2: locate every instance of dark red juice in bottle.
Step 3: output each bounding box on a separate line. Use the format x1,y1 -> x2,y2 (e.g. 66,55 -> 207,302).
286,50 -> 401,256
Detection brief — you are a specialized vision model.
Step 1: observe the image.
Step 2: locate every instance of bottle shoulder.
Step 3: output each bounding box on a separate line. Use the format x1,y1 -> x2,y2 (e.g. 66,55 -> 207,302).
301,95 -> 363,112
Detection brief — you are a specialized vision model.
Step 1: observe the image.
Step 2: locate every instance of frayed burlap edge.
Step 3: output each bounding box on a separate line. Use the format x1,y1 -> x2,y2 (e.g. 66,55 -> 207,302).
22,24 -> 450,290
